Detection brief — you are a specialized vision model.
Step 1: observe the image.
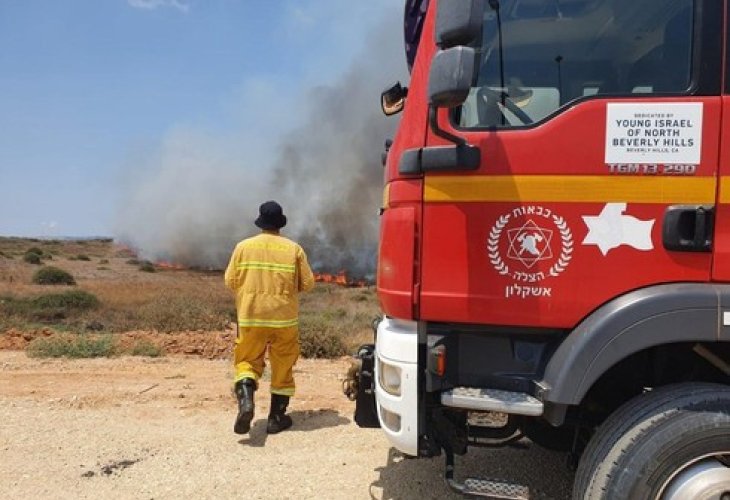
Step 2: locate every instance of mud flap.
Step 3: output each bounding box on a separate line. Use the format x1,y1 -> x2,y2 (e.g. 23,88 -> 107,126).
353,344 -> 380,428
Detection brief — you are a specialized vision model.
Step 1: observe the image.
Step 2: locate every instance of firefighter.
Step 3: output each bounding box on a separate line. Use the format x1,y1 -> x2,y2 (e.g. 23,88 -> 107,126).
224,201 -> 315,435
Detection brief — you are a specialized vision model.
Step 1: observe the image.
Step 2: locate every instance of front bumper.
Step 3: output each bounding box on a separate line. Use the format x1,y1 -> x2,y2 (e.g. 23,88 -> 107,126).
375,317 -> 419,456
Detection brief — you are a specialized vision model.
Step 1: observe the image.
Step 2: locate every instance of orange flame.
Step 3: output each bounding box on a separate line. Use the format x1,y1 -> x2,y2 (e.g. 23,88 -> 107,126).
314,270 -> 369,288
155,260 -> 186,270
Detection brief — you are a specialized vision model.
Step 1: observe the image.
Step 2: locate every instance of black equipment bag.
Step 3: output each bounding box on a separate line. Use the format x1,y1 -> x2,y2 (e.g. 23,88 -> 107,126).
354,344 -> 380,428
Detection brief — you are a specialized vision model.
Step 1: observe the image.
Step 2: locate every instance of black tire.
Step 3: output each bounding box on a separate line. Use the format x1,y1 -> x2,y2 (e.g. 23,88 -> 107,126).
573,382 -> 730,500
606,410 -> 730,499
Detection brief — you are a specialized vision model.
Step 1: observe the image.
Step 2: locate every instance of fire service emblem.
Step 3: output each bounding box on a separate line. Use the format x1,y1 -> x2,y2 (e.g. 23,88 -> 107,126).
487,206 -> 573,287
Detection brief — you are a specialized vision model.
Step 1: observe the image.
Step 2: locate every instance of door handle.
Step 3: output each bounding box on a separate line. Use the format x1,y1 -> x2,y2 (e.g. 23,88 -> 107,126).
662,205 -> 714,252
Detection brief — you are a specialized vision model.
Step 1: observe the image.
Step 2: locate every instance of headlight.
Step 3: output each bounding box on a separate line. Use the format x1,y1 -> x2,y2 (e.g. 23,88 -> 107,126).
378,359 -> 402,396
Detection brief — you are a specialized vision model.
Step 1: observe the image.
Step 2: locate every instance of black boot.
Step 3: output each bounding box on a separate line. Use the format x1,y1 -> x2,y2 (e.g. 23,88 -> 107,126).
267,394 -> 293,434
234,379 -> 256,435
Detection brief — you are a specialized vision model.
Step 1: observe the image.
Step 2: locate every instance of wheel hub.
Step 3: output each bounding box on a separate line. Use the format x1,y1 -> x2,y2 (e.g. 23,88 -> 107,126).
661,455 -> 730,500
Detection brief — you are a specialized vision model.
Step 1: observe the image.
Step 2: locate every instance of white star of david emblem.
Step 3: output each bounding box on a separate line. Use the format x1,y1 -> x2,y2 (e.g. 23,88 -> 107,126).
506,220 -> 554,269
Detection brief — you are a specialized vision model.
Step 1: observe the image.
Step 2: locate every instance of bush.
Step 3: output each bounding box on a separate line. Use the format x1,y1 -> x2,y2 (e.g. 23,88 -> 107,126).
299,315 -> 347,358
23,252 -> 42,265
32,290 -> 99,310
26,334 -> 117,358
0,295 -> 31,317
129,340 -> 164,357
75,254 -> 91,261
126,258 -> 140,265
32,266 -> 76,285
99,259 -> 109,264
26,247 -> 44,256
0,291 -> 99,325
139,261 -> 156,273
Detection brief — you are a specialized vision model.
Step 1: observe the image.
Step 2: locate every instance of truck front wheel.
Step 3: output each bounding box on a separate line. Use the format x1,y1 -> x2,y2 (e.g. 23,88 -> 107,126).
573,383 -> 730,500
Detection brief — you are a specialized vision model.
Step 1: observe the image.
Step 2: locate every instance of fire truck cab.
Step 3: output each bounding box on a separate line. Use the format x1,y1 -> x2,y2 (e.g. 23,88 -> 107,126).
365,0 -> 730,498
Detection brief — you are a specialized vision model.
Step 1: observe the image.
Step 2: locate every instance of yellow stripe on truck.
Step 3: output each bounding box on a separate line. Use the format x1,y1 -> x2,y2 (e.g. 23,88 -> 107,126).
423,175 -> 716,204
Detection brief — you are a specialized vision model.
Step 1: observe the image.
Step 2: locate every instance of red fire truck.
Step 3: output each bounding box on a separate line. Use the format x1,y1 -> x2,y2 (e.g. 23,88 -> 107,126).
356,0 -> 730,498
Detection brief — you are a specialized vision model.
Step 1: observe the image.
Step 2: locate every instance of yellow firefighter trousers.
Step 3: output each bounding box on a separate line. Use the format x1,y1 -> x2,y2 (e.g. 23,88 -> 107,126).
234,325 -> 299,397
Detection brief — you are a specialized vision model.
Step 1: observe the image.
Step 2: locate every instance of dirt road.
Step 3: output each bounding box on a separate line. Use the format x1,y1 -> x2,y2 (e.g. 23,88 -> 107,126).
0,352 -> 574,499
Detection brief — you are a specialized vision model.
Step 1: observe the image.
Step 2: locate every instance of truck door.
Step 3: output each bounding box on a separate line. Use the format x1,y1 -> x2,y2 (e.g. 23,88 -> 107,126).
419,0 -> 724,328
712,4 -> 730,282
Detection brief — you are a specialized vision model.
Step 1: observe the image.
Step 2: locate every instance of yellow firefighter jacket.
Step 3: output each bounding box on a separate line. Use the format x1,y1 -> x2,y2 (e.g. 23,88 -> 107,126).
224,232 -> 314,328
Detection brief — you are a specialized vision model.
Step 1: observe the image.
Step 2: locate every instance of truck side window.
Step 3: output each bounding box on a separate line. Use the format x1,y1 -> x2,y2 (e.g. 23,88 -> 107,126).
457,0 -> 694,129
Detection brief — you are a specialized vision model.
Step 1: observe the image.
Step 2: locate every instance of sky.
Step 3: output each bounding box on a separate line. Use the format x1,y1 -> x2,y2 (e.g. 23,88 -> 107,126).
0,0 -> 403,238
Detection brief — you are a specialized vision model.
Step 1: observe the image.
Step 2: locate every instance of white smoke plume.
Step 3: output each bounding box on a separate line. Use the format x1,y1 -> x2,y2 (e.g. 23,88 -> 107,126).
116,10 -> 407,276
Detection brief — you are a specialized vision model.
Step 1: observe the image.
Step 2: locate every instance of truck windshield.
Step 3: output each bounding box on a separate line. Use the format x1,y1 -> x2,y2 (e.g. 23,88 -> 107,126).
457,0 -> 694,128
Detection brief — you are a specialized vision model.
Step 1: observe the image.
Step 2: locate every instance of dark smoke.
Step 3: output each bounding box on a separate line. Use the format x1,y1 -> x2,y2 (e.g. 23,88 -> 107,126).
116,11 -> 406,276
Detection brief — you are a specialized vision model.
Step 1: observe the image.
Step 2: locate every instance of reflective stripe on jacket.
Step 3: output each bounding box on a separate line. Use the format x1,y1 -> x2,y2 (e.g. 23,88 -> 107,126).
224,232 -> 314,327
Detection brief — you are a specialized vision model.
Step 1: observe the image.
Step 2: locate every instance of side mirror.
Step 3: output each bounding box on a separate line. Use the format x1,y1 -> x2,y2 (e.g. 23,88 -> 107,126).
381,82 -> 408,116
428,46 -> 476,108
436,0 -> 485,48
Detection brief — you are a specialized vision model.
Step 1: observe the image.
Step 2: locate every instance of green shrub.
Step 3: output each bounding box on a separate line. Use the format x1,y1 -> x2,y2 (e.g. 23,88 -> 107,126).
33,290 -> 99,310
299,315 -> 347,358
26,247 -> 44,256
32,266 -> 76,285
23,252 -> 42,265
139,261 -> 156,273
0,295 -> 31,317
129,340 -> 164,357
76,254 -> 91,261
26,334 -> 116,358
0,291 -> 98,326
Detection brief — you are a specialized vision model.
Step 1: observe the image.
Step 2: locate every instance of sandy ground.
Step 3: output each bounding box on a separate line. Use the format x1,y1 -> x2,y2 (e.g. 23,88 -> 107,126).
0,351 -> 574,499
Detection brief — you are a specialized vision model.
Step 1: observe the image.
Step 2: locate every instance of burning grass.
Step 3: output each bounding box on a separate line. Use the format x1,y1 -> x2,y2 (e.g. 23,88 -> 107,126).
0,238 -> 381,358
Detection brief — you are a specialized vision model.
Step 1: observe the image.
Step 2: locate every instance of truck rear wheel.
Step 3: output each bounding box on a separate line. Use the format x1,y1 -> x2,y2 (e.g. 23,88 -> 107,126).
573,383 -> 730,500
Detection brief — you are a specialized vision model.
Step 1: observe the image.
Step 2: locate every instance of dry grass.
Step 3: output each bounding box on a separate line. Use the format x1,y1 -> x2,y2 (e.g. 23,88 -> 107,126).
0,238 -> 380,358
300,286 -> 379,355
